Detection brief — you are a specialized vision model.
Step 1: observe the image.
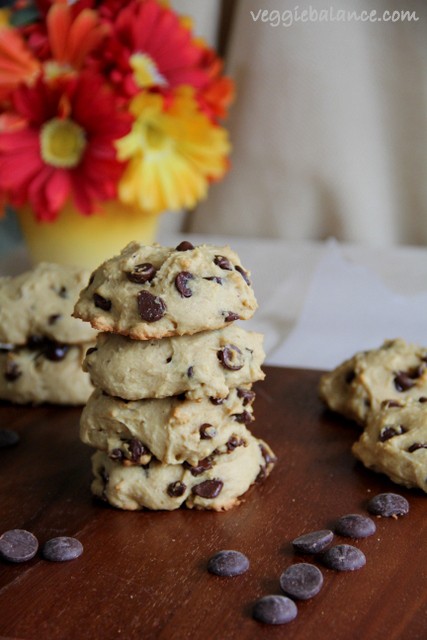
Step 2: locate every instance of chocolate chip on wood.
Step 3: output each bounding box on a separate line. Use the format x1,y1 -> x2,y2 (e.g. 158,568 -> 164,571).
0,529 -> 38,563
335,514 -> 376,539
367,493 -> 410,517
207,550 -> 249,577
42,537 -> 83,562
320,544 -> 366,571
252,595 -> 298,625
292,529 -> 334,554
279,563 -> 324,600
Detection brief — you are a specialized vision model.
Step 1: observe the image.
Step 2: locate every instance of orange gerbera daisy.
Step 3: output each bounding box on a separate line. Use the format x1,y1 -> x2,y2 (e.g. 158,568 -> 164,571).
0,72 -> 131,220
0,24 -> 40,100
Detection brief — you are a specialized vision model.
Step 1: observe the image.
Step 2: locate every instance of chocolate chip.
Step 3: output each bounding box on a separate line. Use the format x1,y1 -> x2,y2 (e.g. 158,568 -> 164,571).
236,388 -> 256,406
252,595 -> 298,625
217,345 -> 244,371
93,293 -> 111,311
109,448 -> 125,461
4,360 -> 21,382
175,271 -> 194,298
184,457 -> 213,476
127,438 -> 148,463
85,347 -> 97,357
209,396 -> 225,405
279,563 -> 324,600
0,529 -> 38,563
224,312 -> 240,322
235,265 -> 251,285
187,366 -> 194,378
379,425 -> 407,442
0,428 -> 20,448
0,343 -> 13,353
381,399 -> 403,409
214,255 -> 232,270
43,342 -> 69,362
292,529 -> 334,554
27,334 -> 46,350
126,263 -> 157,284
367,492 -> 409,517
335,514 -> 376,538
48,314 -> 61,325
167,481 -> 186,497
42,536 -> 83,562
137,290 -> 166,322
199,424 -> 217,440
393,367 -> 423,391
407,442 -> 427,453
192,479 -> 223,499
226,436 -> 245,451
345,369 -> 356,384
207,550 -> 249,577
58,286 -> 68,298
176,241 -> 194,251
232,410 -> 253,425
259,443 -> 277,466
321,544 -> 366,571
204,276 -> 223,285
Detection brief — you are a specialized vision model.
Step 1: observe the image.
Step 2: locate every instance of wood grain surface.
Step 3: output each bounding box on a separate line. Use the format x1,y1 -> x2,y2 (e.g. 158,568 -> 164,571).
1,366 -> 426,640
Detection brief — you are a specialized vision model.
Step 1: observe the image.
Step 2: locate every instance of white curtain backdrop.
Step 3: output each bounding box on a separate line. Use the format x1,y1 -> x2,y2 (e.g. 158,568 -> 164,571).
185,0 -> 427,247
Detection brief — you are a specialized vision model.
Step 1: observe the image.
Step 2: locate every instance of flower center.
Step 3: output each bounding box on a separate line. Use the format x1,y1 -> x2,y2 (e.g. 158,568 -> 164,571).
144,122 -> 167,150
40,118 -> 86,168
130,52 -> 168,89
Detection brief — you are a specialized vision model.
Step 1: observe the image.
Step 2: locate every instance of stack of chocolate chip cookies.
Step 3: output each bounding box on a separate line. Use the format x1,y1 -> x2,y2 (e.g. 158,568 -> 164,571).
74,240 -> 276,511
0,263 -> 96,405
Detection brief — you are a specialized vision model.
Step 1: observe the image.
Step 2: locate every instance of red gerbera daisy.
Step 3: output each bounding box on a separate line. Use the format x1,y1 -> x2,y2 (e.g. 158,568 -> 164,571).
0,71 -> 131,220
95,0 -> 209,98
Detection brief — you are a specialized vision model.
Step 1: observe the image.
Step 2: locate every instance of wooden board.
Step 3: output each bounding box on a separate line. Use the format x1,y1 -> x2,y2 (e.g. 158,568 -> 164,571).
1,366 -> 426,640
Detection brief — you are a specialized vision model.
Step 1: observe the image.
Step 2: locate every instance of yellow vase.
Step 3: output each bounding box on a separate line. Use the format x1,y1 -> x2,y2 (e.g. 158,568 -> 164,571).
17,200 -> 159,271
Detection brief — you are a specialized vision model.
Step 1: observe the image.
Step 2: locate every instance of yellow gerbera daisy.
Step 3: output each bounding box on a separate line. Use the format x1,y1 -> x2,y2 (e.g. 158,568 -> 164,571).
116,87 -> 231,214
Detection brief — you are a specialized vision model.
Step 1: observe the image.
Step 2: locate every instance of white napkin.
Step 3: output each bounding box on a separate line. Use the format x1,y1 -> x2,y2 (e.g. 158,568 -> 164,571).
268,240 -> 427,370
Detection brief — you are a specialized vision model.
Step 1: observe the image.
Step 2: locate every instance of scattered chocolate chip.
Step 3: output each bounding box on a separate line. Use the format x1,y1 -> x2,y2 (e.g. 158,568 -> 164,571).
217,345 -> 244,371
88,273 -> 95,286
214,255 -> 232,270
379,425 -> 407,442
279,563 -> 324,600
48,314 -> 61,325
207,550 -> 249,577
85,347 -> 97,357
419,397 -> 427,403
184,457 -> 213,476
335,514 -> 376,539
176,240 -> 194,251
292,529 -> 334,554
42,536 -> 83,562
4,360 -> 21,382
126,263 -> 157,284
43,342 -> 69,362
224,312 -> 240,322
199,424 -> 217,440
137,290 -> 166,322
236,388 -> 256,406
192,479 -> 223,499
0,428 -> 20,448
167,481 -> 186,497
320,544 -> 366,571
209,396 -> 225,405
367,492 -> 409,517
58,286 -> 68,298
407,442 -> 427,453
175,271 -> 194,298
187,366 -> 194,378
93,293 -> 111,311
166,356 -> 172,364
234,265 -> 251,285
252,595 -> 298,625
204,276 -> 223,285
0,529 -> 38,563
